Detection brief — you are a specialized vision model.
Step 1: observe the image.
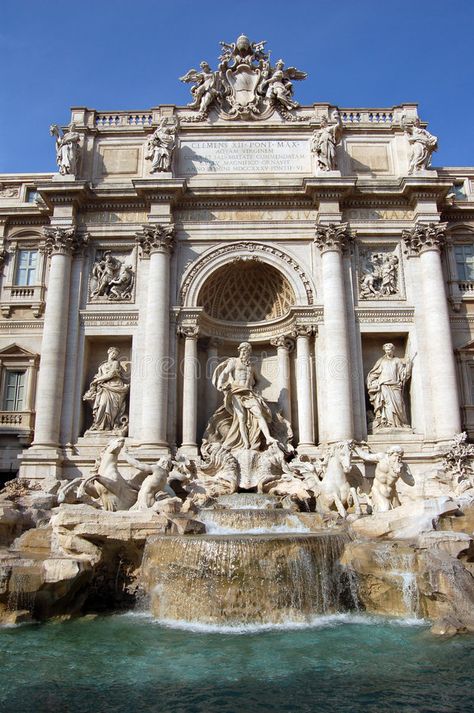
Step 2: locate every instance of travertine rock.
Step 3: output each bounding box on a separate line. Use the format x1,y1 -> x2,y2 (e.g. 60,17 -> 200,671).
350,497 -> 459,540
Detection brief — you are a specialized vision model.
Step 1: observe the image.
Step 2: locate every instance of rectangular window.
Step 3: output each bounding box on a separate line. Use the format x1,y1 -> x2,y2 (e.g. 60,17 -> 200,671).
455,245 -> 474,281
26,189 -> 38,204
3,371 -> 26,411
15,249 -> 37,286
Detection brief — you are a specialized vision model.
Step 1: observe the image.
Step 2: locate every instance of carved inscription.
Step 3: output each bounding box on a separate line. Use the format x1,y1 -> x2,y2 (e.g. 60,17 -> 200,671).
178,140 -> 310,175
176,208 -> 317,222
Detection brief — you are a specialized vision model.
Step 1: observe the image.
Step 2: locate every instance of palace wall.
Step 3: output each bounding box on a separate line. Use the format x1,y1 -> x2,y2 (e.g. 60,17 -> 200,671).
1,100 -> 474,486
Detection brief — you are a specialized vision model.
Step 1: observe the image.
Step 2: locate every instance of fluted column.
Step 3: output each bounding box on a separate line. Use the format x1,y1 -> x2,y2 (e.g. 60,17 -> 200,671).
136,224 -> 174,448
293,325 -> 314,448
403,223 -> 461,438
270,335 -> 293,423
314,223 -> 354,442
33,227 -> 87,448
180,325 -> 199,449
206,338 -> 220,420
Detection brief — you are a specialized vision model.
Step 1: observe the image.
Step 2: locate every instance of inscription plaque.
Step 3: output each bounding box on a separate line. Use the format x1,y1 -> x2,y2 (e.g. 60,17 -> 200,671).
178,140 -> 310,175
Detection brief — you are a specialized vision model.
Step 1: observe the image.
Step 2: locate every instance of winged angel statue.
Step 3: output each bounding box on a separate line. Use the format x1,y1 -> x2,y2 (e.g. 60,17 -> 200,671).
180,34 -> 307,120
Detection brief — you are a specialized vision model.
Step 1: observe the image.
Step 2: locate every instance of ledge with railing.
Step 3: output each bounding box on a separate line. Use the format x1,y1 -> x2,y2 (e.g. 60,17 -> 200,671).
0,411 -> 35,434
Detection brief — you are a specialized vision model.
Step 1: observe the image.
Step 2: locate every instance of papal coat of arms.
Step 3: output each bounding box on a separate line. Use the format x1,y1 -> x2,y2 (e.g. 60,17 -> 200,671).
180,34 -> 307,121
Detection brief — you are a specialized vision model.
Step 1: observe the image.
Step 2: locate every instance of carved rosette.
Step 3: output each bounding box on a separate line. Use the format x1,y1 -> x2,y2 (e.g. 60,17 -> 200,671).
136,224 -> 175,256
314,223 -> 353,254
402,222 -> 448,255
41,226 -> 88,256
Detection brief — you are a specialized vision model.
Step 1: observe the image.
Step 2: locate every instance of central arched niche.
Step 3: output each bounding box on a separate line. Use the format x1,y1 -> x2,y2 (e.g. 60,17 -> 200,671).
198,259 -> 296,323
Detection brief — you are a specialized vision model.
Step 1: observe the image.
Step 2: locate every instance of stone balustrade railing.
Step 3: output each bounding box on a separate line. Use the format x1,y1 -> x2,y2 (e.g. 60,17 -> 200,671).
95,113 -> 153,128
0,411 -> 34,431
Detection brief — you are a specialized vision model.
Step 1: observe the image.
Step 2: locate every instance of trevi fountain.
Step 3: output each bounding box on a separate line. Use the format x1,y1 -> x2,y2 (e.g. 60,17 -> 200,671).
0,33 -> 473,712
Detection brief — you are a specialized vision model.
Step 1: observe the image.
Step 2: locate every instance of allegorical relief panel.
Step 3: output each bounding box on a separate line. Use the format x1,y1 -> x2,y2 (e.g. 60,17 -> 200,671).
88,248 -> 137,303
358,244 -> 403,300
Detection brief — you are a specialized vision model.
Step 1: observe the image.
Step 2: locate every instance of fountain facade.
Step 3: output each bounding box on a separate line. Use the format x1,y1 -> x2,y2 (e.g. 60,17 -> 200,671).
0,34 -> 473,634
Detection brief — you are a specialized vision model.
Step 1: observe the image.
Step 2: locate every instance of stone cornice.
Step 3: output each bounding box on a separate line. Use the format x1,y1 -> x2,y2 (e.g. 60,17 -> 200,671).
36,181 -> 92,210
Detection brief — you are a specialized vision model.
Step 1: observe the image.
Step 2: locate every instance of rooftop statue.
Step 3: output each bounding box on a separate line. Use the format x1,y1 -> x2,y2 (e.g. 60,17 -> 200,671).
310,111 -> 343,171
180,34 -> 307,120
401,114 -> 438,174
145,117 -> 178,173
50,123 -> 81,176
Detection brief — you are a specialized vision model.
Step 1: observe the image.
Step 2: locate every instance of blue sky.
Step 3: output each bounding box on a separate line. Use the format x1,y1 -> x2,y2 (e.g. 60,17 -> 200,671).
1,0 -> 473,173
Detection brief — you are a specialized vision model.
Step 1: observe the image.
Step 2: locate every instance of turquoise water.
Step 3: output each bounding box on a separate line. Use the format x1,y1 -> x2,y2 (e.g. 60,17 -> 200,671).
0,613 -> 473,713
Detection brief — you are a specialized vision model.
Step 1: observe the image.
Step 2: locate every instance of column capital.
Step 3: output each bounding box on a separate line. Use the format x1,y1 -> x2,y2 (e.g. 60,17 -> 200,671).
136,223 -> 175,256
314,222 -> 353,254
270,335 -> 294,351
402,222 -> 449,256
291,324 -> 315,338
178,324 -> 200,339
41,226 -> 88,256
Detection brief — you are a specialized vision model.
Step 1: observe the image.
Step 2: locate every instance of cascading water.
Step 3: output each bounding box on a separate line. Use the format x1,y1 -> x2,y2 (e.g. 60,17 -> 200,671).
141,493 -> 356,625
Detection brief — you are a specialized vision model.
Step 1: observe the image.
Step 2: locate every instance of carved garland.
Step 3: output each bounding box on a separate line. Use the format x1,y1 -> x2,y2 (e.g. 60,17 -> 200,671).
179,242 -> 314,305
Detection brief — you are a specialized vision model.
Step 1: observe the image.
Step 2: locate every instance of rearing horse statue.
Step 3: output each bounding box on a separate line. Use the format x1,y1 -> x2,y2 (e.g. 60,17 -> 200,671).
317,440 -> 361,518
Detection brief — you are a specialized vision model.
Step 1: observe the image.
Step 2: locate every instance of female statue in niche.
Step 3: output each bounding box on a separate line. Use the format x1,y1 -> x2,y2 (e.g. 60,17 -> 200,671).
366,343 -> 415,430
83,347 -> 130,434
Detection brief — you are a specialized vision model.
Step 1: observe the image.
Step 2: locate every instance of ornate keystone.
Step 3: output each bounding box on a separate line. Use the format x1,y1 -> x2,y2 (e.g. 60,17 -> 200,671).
41,226 -> 88,256
402,222 -> 448,255
314,223 -> 353,254
136,224 -> 175,256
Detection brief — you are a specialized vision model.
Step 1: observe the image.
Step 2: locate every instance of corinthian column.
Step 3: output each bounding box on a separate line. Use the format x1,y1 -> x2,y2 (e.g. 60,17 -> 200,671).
136,224 -> 175,448
292,325 -> 314,448
32,227 -> 88,448
403,223 -> 461,438
314,223 -> 354,442
179,325 -> 199,452
270,335 -> 293,423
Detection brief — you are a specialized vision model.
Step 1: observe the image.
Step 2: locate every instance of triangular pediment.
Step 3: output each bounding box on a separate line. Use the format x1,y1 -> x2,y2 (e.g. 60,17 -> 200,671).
0,343 -> 38,359
457,338 -> 474,353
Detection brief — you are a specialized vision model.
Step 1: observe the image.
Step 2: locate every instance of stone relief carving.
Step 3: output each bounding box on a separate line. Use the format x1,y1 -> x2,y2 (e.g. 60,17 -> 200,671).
145,117 -> 178,173
83,347 -> 130,435
367,343 -> 415,431
90,248 -> 136,302
354,443 -> 414,512
359,248 -> 400,299
441,432 -> 474,497
50,123 -> 81,176
180,34 -> 307,121
401,115 -> 438,174
310,111 -> 342,171
0,184 -> 20,199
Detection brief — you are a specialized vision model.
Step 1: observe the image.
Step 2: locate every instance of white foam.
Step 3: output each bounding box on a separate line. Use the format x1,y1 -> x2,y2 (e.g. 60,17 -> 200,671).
137,612 -> 427,635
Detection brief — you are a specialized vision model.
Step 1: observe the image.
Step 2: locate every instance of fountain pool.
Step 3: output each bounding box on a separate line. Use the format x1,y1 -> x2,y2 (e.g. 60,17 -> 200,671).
0,613 -> 472,713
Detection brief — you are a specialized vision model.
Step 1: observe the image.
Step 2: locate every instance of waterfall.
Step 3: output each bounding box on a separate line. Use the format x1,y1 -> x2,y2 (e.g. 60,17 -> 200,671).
141,531 -> 354,625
